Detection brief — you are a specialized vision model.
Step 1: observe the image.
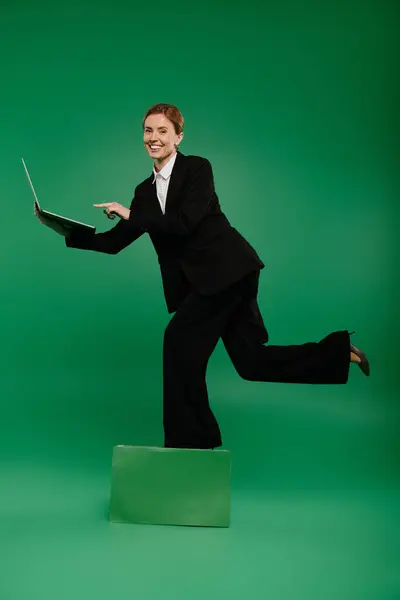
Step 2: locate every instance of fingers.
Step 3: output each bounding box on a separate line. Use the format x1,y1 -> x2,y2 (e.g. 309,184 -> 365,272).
103,208 -> 114,218
93,202 -> 119,219
33,203 -> 48,226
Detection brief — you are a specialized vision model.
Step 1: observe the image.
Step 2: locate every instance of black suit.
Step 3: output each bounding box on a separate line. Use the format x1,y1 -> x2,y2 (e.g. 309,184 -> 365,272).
66,151 -> 265,312
66,151 -> 351,449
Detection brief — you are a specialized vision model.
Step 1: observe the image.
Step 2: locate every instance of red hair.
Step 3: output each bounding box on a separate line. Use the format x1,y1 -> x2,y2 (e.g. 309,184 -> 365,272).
142,103 -> 184,135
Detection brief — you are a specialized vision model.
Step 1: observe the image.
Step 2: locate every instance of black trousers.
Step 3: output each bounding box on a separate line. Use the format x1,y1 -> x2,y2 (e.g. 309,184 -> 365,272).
162,270 -> 351,450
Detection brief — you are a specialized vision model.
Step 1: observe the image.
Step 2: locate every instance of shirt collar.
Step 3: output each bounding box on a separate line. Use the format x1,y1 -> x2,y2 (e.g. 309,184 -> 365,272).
152,151 -> 178,184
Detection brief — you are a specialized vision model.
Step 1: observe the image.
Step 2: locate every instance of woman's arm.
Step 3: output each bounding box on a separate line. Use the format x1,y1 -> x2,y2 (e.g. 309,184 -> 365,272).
65,193 -> 144,254
65,216 -> 144,254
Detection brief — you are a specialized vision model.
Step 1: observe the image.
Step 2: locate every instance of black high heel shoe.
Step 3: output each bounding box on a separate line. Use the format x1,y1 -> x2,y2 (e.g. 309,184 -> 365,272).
349,331 -> 370,377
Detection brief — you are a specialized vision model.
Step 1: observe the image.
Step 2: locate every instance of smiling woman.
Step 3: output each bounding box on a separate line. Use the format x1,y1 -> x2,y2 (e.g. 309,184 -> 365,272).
143,103 -> 184,170
34,102 -> 370,450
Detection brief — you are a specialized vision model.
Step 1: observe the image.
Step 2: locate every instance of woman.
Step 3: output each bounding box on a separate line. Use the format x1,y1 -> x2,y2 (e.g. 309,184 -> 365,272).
34,103 -> 370,450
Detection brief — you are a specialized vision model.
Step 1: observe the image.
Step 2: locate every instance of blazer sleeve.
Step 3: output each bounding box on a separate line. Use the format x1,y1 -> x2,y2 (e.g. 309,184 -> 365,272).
127,159 -> 214,236
65,197 -> 145,254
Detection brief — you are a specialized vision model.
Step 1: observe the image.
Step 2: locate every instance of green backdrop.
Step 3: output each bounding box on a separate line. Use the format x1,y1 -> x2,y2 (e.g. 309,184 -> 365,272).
1,0 -> 398,598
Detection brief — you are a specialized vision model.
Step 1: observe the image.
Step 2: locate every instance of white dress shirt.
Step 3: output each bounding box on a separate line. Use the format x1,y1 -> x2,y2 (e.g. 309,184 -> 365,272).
151,152 -> 178,214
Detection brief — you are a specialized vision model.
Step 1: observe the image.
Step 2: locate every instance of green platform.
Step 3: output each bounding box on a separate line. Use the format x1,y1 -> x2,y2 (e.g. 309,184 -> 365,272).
109,445 -> 232,527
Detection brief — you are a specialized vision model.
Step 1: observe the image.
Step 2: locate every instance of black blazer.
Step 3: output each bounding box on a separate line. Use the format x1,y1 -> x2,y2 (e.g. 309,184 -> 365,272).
66,151 -> 265,313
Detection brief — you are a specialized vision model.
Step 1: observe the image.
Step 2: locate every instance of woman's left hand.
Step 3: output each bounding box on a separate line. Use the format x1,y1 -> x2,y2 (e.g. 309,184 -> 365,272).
93,202 -> 130,220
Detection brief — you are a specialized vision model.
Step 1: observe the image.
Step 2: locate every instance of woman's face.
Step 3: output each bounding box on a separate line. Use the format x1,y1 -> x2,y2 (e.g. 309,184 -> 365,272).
143,113 -> 183,169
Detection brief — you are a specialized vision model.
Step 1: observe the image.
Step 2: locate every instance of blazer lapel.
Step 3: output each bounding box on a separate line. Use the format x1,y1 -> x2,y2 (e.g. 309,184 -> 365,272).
164,151 -> 186,214
140,151 -> 186,216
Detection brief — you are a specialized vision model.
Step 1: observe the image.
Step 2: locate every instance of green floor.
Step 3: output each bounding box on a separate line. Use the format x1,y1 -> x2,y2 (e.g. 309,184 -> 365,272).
1,376 -> 397,600
1,485 -> 396,600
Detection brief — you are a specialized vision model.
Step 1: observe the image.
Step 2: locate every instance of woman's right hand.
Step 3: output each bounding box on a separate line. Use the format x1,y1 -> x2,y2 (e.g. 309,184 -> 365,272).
34,203 -> 71,237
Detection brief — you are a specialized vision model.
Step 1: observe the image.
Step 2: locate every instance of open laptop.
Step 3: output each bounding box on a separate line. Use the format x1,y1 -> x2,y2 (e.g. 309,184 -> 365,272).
21,157 -> 95,232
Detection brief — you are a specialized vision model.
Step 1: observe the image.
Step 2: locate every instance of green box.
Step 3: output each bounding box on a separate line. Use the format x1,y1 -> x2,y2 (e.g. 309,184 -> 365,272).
109,445 -> 231,527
